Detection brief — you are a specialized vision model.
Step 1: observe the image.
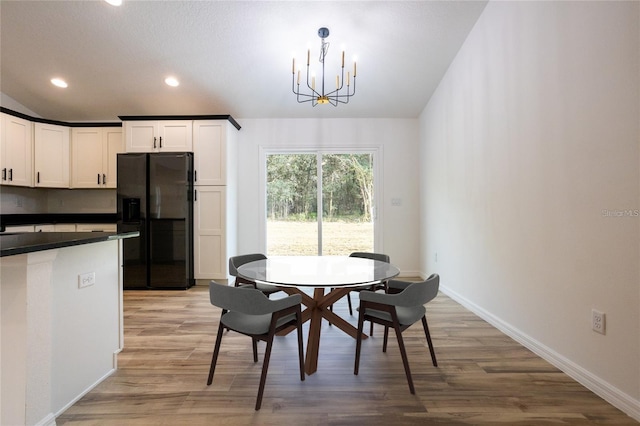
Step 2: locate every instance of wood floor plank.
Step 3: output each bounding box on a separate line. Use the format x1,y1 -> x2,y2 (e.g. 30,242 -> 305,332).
55,285 -> 637,425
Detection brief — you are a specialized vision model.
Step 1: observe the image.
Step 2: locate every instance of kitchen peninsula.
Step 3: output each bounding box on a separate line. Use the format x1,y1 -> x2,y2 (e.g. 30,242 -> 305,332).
1,231 -> 137,426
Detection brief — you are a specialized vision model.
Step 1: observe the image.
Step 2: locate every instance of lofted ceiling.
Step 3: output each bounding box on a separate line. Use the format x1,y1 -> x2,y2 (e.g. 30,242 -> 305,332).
0,1 -> 487,122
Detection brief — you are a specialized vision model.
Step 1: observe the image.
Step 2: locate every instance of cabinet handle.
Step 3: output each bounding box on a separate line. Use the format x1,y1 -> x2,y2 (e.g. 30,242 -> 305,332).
103,174 -> 106,185
194,189 -> 197,202
98,173 -> 101,185
2,168 -> 6,181
159,136 -> 162,148
153,137 -> 157,149
9,169 -> 13,181
37,171 -> 40,184
194,170 -> 197,182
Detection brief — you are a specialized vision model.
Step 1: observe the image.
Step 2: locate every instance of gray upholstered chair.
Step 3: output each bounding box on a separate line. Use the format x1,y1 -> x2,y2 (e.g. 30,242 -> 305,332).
229,253 -> 282,297
345,252 -> 391,315
207,281 -> 305,410
354,273 -> 439,394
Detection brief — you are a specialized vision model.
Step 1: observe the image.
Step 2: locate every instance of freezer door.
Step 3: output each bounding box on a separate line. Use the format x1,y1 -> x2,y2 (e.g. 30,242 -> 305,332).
117,153 -> 147,223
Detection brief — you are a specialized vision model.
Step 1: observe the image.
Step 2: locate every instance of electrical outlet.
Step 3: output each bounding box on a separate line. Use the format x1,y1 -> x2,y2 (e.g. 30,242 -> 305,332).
592,309 -> 606,335
78,272 -> 96,289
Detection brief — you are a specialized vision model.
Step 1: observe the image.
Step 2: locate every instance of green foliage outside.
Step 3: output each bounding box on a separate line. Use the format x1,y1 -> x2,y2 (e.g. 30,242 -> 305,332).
267,153 -> 374,223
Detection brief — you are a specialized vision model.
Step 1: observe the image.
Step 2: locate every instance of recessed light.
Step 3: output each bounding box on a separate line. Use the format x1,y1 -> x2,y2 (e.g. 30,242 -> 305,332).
105,0 -> 123,6
51,78 -> 68,88
165,76 -> 179,87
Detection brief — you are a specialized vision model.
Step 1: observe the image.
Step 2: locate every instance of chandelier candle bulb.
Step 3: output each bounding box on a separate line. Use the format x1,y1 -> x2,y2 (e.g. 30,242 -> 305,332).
347,71 -> 350,86
297,71 -> 301,85
336,76 -> 339,89
342,51 -> 345,67
354,62 -> 357,77
307,49 -> 310,65
292,58 -> 295,74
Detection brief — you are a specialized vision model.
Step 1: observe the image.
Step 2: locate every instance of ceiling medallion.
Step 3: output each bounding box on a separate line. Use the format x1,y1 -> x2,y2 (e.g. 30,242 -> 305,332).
292,27 -> 357,107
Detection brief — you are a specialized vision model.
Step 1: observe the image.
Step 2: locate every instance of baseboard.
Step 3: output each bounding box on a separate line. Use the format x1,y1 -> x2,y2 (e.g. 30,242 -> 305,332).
54,368 -> 116,419
35,413 -> 56,426
440,284 -> 640,422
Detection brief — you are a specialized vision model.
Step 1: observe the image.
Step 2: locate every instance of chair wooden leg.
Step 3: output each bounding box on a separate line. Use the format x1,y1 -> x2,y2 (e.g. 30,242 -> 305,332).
256,335 -> 275,410
421,316 -> 437,367
207,322 -> 225,385
296,312 -> 305,381
347,293 -> 353,316
353,310 -> 365,375
382,326 -> 389,352
252,338 -> 258,362
393,323 -> 415,394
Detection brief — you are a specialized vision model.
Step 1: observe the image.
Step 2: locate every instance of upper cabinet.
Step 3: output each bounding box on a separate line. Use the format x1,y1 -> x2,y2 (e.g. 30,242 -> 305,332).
124,120 -> 192,153
1,112 -> 33,187
193,120 -> 228,186
34,122 -> 70,188
71,127 -> 123,188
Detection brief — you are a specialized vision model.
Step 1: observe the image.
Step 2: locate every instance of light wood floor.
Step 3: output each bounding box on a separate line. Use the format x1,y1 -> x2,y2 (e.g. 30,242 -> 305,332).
56,284 -> 636,425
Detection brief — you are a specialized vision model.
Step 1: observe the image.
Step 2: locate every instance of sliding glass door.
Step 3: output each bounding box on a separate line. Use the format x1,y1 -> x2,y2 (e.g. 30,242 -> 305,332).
266,151 -> 376,256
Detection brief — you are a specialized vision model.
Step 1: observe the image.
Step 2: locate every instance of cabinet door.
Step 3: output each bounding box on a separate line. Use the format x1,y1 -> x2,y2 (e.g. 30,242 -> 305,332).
158,121 -> 192,151
193,121 -> 225,185
194,186 -> 226,279
103,128 -> 123,188
34,123 -> 70,188
71,128 -> 103,188
124,121 -> 157,152
1,113 -> 33,187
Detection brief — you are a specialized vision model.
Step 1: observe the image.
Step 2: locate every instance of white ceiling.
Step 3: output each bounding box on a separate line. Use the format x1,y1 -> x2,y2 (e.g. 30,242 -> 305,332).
0,1 -> 487,122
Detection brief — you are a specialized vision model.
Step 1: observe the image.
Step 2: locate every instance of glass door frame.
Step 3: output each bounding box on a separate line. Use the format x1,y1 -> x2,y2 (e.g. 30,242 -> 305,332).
259,146 -> 384,255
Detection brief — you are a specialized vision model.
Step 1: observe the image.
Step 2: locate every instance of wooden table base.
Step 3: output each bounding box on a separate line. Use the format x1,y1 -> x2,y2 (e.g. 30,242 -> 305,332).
278,286 -> 368,375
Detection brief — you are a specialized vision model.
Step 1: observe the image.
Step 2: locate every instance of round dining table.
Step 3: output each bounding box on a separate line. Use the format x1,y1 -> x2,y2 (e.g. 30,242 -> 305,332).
236,255 -> 400,375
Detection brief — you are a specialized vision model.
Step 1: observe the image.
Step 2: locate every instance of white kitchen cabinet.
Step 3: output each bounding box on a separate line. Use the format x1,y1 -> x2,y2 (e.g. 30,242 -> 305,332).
71,127 -> 123,188
193,121 -> 228,186
194,186 -> 226,279
1,113 -> 33,187
2,225 -> 35,233
124,120 -> 192,153
76,224 -> 117,232
34,123 -> 70,188
33,224 -> 76,232
192,119 -> 238,281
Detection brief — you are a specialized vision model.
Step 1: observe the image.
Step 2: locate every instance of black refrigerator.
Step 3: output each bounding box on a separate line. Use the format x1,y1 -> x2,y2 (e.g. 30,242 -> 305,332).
117,152 -> 194,289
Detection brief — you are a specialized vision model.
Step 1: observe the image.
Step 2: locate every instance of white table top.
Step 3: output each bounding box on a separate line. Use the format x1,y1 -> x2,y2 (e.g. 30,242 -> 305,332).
236,255 -> 400,288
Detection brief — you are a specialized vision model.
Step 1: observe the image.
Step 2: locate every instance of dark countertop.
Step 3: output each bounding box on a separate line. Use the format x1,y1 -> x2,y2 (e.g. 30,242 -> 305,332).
0,213 -> 117,231
0,231 -> 138,257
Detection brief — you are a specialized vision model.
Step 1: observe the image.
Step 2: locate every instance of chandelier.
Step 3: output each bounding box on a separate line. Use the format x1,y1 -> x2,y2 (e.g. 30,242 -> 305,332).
292,27 -> 357,107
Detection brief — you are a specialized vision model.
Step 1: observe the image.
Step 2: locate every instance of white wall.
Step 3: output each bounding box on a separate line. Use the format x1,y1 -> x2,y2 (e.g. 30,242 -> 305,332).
419,0 -> 639,419
236,118 -> 421,275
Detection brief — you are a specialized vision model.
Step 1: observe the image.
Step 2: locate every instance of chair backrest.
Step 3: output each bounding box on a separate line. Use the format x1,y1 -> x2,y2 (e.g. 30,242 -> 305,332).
229,253 -> 267,277
209,281 -> 301,315
393,273 -> 439,307
349,252 -> 390,263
